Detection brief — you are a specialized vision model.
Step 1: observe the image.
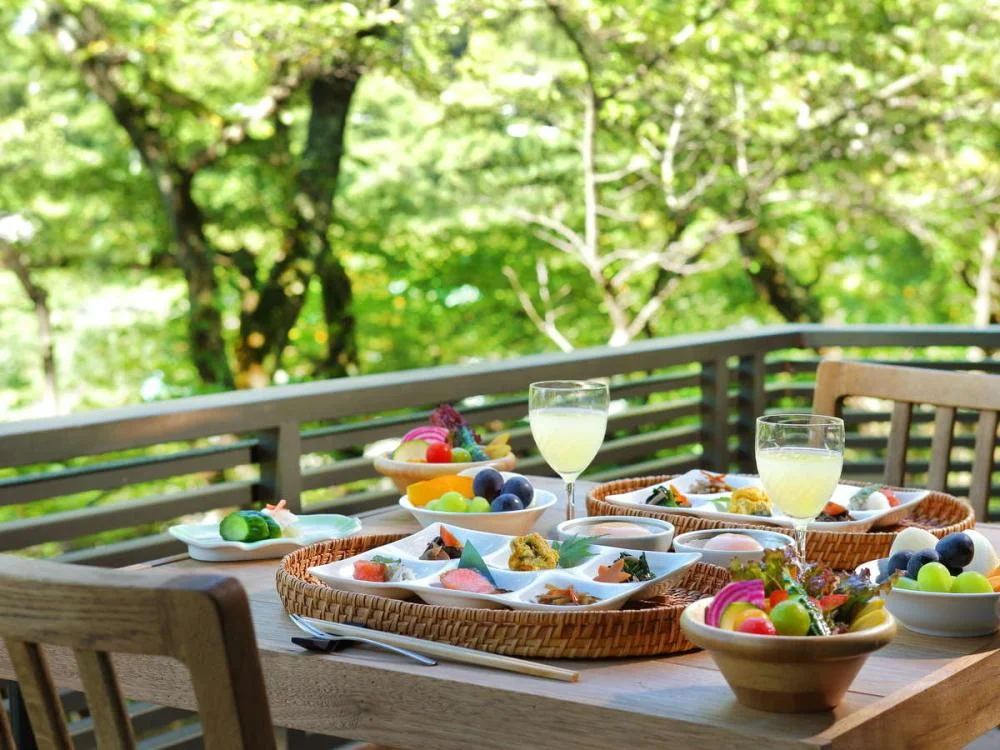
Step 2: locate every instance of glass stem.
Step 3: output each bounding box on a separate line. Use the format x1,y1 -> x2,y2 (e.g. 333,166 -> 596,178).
794,520 -> 808,562
565,479 -> 576,521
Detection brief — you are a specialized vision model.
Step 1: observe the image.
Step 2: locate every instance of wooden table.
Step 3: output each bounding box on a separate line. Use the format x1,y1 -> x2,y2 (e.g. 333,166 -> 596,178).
2,477 -> 999,750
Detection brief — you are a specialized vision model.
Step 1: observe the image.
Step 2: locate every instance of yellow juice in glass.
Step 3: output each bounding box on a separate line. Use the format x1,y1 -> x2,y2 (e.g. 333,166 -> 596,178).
529,407 -> 608,479
756,446 -> 843,519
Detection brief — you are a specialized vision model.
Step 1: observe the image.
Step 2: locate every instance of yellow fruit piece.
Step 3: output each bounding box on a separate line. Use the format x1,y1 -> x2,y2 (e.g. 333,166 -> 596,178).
488,432 -> 511,446
853,599 -> 886,622
406,475 -> 474,507
483,443 -> 512,459
848,607 -> 890,633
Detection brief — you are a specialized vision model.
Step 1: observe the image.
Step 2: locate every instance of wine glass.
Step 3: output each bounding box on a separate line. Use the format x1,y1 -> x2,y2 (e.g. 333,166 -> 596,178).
529,381 -> 610,521
755,414 -> 845,561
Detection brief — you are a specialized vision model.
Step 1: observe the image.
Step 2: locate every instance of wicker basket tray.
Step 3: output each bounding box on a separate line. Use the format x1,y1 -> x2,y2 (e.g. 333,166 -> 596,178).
276,534 -> 730,659
588,476 -> 975,571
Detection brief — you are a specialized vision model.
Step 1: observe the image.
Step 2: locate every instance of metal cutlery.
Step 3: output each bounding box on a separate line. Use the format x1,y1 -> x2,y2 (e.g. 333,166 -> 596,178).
289,613 -> 437,666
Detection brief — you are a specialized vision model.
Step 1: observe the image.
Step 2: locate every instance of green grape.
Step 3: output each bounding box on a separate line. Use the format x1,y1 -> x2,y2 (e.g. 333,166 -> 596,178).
467,496 -> 491,513
438,492 -> 468,512
893,576 -> 920,591
768,600 -> 810,636
424,498 -> 445,511
916,562 -> 953,592
951,571 -> 993,594
450,447 -> 472,463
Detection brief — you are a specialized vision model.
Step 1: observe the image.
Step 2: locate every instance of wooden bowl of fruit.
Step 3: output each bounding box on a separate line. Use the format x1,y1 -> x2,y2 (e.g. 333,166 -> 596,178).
374,405 -> 517,492
680,551 -> 896,713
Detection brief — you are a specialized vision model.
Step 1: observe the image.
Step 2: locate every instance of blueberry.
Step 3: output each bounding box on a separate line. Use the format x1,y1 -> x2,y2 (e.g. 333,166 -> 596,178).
473,468 -> 504,501
886,551 -> 914,576
490,493 -> 525,513
500,476 -> 534,507
935,532 -> 974,569
906,548 -> 940,579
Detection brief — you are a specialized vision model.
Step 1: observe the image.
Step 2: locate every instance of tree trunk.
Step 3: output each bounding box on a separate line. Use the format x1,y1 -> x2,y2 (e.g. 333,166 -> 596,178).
737,227 -> 822,323
235,70 -> 360,385
973,225 -> 998,328
161,172 -> 235,390
1,245 -> 60,414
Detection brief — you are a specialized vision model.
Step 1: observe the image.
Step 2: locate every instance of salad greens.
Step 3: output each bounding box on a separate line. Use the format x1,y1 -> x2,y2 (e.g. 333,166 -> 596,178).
730,548 -> 892,634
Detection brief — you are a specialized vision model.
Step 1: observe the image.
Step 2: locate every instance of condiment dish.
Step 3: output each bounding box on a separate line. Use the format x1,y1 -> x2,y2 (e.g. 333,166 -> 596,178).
556,515 -> 675,551
673,528 -> 794,568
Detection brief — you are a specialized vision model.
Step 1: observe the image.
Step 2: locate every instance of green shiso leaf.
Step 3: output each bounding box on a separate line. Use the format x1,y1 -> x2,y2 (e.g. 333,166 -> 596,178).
458,540 -> 497,586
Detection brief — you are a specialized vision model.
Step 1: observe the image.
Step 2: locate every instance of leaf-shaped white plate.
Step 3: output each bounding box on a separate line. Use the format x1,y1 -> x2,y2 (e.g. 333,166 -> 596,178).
169,514 -> 361,562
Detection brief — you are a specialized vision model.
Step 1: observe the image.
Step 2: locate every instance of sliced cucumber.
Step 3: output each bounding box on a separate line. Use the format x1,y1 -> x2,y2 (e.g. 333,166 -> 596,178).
263,515 -> 282,539
219,511 -> 270,543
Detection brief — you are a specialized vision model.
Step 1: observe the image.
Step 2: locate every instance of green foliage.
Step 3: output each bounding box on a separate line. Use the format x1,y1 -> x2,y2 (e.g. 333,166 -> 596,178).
0,0 -> 997,414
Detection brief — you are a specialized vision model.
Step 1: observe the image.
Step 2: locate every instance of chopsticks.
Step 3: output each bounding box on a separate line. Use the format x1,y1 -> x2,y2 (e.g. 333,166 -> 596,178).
299,616 -> 580,683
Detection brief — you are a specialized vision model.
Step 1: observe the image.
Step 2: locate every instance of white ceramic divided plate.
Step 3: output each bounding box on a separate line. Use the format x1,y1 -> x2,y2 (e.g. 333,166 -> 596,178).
606,470 -> 928,533
169,514 -> 361,562
307,523 -> 702,612
857,560 -> 1000,637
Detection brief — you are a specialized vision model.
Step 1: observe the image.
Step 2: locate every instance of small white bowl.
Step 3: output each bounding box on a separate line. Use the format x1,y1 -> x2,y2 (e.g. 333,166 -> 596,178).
555,515 -> 675,552
673,528 -> 795,568
857,560 -> 1000,637
399,489 -> 557,536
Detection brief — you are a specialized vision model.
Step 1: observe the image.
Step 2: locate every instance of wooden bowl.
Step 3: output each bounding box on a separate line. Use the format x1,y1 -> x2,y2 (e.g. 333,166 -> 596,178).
680,598 -> 896,713
373,453 -> 517,492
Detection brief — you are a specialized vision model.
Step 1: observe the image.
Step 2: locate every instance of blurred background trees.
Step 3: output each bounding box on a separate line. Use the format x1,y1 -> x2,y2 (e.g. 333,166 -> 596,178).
2,0 -> 998,417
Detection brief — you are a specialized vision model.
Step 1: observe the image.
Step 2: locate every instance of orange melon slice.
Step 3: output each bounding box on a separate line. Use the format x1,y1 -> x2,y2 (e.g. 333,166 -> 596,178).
406,475 -> 475,507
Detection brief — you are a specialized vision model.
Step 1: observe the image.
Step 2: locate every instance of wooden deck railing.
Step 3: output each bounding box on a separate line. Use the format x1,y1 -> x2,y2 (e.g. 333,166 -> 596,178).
1,324 -> 998,566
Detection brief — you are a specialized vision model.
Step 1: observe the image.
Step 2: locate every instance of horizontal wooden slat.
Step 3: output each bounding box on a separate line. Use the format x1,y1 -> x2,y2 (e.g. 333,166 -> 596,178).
56,533 -> 185,567
300,376 -> 704,456
305,487 -> 403,516
0,481 -> 255,551
841,459 -> 975,476
590,454 -> 699,482
766,358 -> 1000,376
844,434 -> 977,451
0,327 -> 803,466
301,457 -> 373,492
301,396 -> 531,455
608,372 -> 701,400
0,441 -> 255,506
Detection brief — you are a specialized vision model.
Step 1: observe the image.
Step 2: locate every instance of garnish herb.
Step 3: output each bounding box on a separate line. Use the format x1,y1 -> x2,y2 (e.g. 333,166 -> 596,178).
552,535 -> 600,568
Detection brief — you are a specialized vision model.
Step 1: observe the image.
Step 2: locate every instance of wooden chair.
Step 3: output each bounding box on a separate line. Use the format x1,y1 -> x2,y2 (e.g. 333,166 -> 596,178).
0,556 -> 275,750
813,359 -> 1000,519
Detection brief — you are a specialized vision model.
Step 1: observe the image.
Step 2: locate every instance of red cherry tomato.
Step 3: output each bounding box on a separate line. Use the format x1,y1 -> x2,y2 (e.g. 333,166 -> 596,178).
737,616 -> 777,636
768,589 -> 790,610
818,594 -> 849,612
882,487 -> 900,507
425,442 -> 453,463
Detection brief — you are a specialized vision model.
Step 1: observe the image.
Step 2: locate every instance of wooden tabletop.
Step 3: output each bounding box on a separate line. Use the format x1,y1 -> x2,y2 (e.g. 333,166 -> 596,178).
1,477 -> 999,750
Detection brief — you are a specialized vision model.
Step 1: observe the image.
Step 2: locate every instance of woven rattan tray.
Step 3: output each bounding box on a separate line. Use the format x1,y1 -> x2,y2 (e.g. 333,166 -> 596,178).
588,475 -> 975,571
276,534 -> 730,659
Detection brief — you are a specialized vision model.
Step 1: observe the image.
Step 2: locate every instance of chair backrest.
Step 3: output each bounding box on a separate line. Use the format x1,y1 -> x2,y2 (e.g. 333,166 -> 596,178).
0,556 -> 276,750
813,359 -> 1000,519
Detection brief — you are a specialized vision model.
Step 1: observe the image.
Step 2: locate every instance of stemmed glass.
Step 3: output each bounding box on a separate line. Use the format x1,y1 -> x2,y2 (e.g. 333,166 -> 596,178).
529,381 -> 609,521
755,414 -> 845,561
